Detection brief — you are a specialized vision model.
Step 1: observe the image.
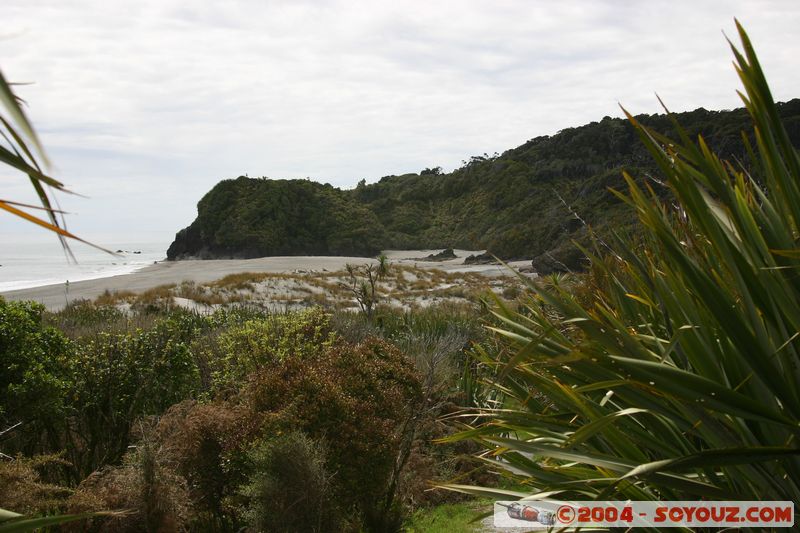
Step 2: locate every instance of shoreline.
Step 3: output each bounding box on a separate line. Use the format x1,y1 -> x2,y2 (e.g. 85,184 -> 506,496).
0,261 -> 157,293
1,250 -> 530,311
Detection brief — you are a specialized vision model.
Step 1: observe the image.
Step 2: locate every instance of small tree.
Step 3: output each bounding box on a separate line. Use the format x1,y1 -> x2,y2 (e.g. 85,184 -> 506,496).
420,166 -> 442,176
342,254 -> 390,318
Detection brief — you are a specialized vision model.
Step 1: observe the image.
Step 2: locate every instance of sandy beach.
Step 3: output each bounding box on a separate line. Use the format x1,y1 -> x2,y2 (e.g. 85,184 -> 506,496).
1,249 -> 530,310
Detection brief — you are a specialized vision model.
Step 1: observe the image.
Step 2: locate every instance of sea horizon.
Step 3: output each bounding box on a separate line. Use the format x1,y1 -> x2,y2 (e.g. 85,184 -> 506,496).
0,232 -> 171,292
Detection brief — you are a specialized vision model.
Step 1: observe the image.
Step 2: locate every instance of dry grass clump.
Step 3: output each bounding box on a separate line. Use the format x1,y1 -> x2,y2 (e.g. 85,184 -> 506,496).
0,454 -> 71,515
210,272 -> 274,291
153,401 -> 259,525
135,284 -> 176,307
92,284 -> 177,311
176,281 -> 227,306
95,289 -> 137,306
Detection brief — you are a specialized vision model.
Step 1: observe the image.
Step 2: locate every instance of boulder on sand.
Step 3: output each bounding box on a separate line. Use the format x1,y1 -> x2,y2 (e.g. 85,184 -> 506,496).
421,248 -> 457,261
463,252 -> 498,265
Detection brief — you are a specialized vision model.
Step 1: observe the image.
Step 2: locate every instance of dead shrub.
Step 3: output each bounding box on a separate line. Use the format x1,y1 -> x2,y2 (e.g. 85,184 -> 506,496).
0,453 -> 71,515
67,432 -> 189,533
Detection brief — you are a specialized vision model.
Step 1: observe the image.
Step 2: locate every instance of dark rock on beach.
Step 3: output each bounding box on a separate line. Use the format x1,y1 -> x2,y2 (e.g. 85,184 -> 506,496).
463,252 -> 497,265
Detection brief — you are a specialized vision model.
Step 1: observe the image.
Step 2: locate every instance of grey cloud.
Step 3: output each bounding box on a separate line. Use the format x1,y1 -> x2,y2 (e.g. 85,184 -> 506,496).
1,0 -> 799,242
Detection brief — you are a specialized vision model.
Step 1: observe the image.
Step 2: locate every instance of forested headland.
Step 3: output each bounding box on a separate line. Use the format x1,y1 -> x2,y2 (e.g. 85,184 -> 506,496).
168,100 -> 800,272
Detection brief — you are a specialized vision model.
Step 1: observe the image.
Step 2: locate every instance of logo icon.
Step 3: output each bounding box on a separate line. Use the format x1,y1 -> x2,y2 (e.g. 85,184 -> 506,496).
557,505 -> 576,524
498,502 -> 556,525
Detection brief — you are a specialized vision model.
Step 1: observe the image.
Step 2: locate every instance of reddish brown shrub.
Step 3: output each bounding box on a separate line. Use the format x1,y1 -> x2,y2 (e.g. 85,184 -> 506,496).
153,400 -> 261,528
243,337 -> 422,517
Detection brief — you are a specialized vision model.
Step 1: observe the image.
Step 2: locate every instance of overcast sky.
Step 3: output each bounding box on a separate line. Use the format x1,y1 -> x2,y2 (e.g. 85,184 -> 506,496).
2,0 -> 799,245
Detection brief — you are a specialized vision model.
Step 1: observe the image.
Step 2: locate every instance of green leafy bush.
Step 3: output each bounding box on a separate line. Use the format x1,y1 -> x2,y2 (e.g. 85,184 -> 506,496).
205,307 -> 336,393
64,314 -> 202,477
168,177 -> 386,259
0,298 -> 70,454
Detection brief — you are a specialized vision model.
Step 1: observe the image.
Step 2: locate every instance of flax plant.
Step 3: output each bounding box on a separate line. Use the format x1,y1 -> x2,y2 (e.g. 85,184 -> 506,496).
0,70 -> 111,256
443,22 -> 800,504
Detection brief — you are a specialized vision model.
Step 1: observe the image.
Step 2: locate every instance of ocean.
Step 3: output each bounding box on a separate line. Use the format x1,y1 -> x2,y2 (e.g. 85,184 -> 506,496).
0,233 -> 171,292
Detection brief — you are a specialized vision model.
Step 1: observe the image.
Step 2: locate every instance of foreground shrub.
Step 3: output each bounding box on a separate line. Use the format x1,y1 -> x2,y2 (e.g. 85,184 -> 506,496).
101,312 -> 422,531
68,434 -> 189,532
145,330 -> 423,531
244,336 -> 422,527
1,301 -> 438,530
204,307 -> 336,394
63,314 -> 202,478
239,431 -> 339,533
154,401 -> 258,530
445,24 -> 800,503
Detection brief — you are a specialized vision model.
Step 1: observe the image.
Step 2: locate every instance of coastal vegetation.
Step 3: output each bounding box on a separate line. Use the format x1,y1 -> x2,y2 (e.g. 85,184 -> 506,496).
90,262 -> 519,313
0,297 -> 492,531
167,178 -> 386,259
0,65 -> 116,533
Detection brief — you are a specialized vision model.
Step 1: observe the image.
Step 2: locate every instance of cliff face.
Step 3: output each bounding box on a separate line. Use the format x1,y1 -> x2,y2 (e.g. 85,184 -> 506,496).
168,100 -> 800,268
167,177 -> 385,260
166,224 -> 207,259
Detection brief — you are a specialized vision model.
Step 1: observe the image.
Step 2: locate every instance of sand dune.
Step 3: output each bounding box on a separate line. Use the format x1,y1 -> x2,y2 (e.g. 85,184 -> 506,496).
1,249 -> 531,310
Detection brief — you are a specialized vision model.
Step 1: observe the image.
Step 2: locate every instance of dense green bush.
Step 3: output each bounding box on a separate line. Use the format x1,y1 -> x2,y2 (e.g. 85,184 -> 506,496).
0,298 -> 70,455
63,315 -> 202,478
206,307 -> 336,393
167,177 -> 386,259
